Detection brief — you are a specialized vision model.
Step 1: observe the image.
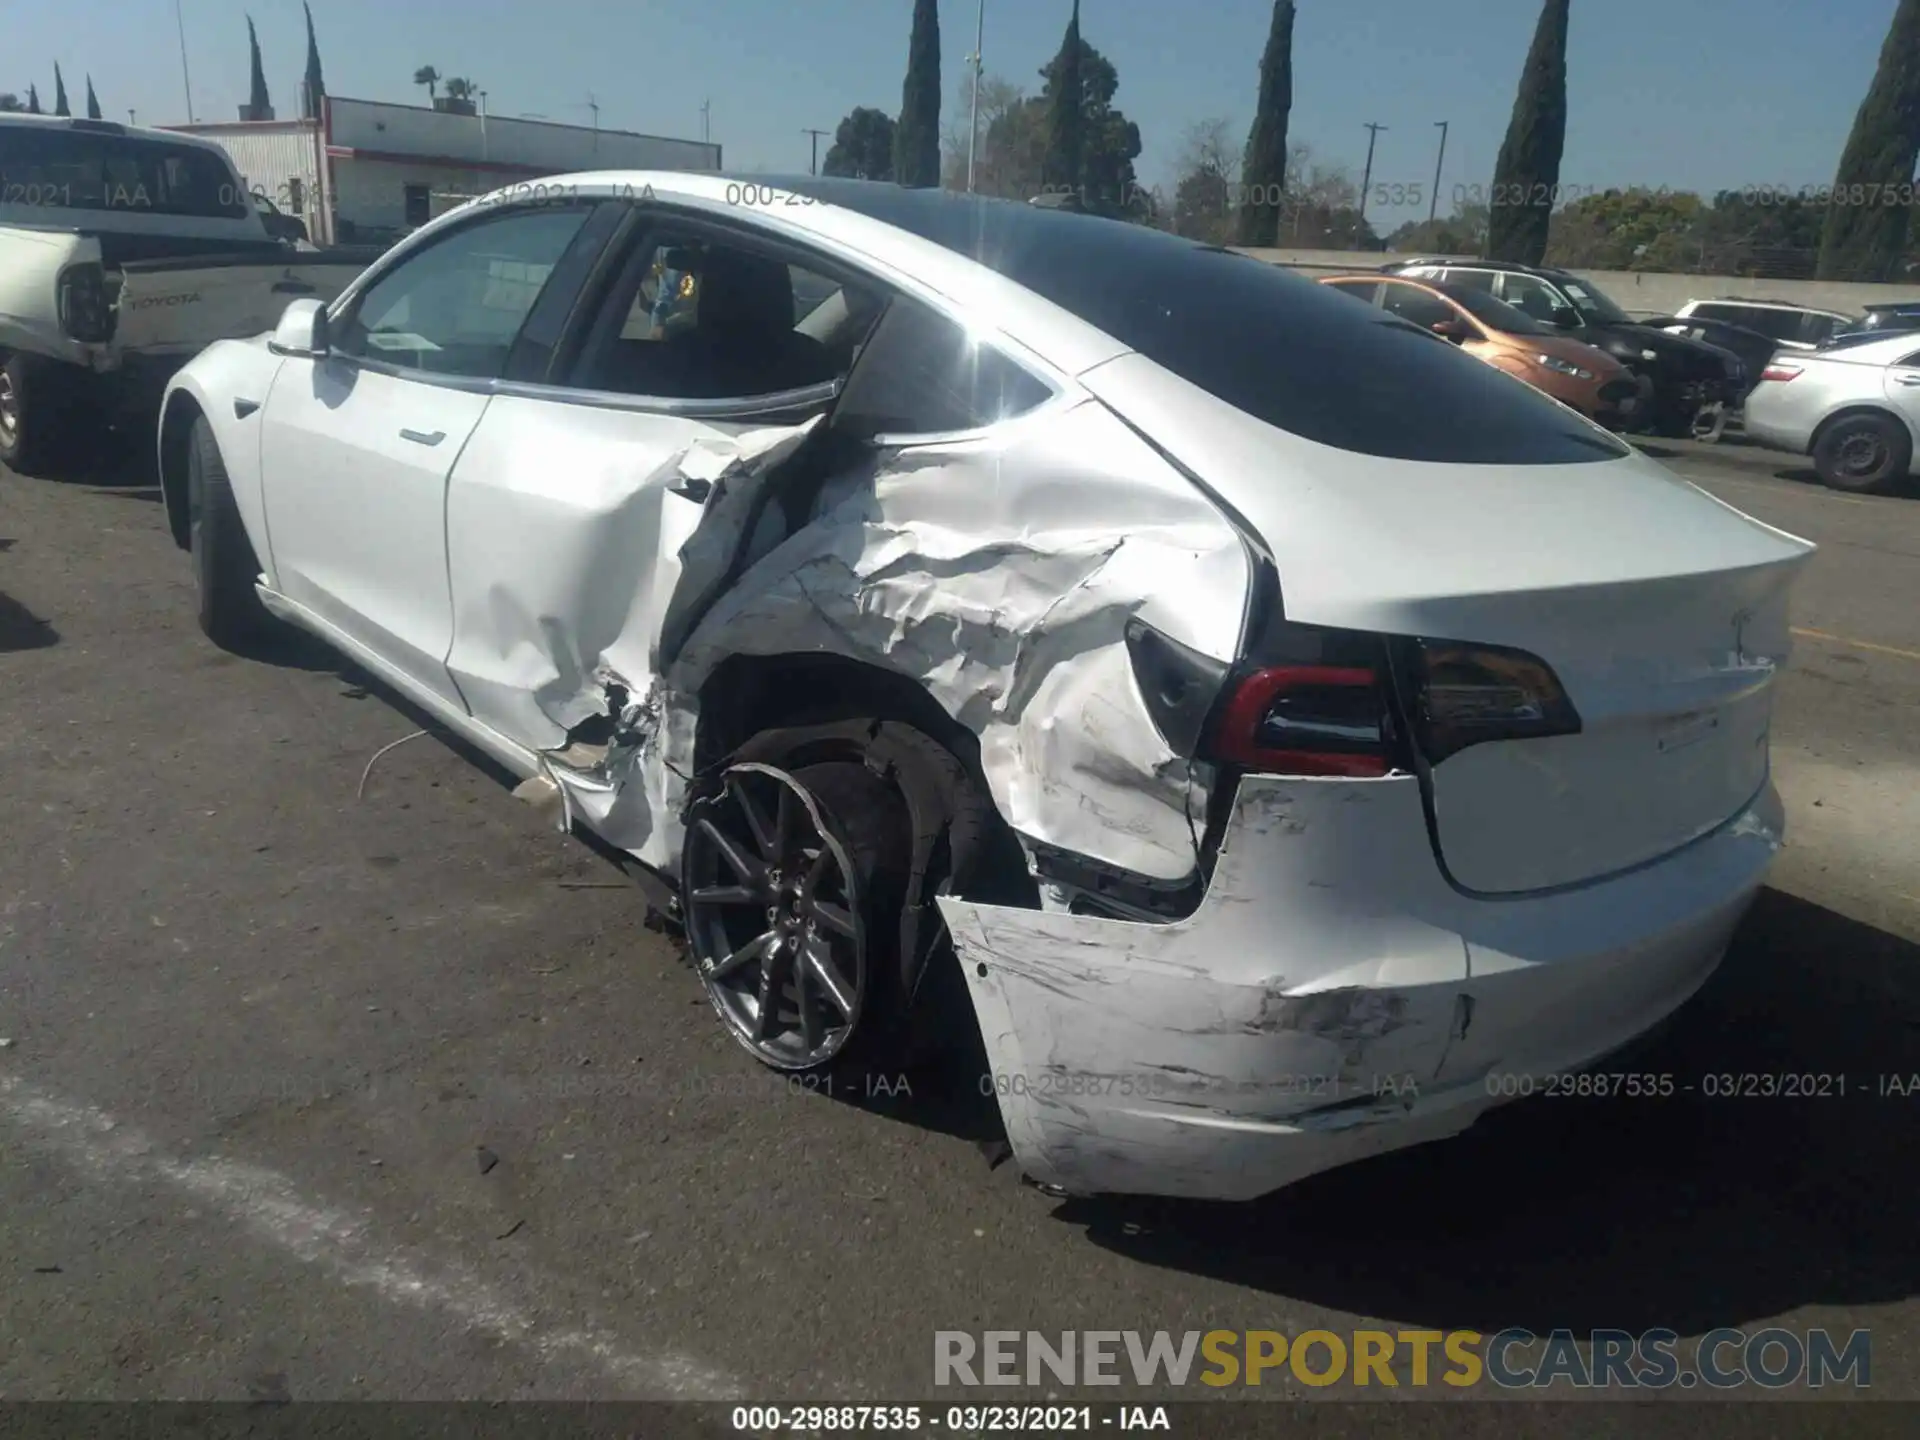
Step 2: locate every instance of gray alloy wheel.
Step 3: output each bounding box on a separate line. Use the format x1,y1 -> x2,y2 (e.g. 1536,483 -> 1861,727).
681,762 -> 877,1071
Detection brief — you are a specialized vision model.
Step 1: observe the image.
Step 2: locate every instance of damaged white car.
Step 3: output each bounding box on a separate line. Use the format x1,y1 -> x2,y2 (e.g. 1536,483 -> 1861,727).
156,173 -> 1814,1202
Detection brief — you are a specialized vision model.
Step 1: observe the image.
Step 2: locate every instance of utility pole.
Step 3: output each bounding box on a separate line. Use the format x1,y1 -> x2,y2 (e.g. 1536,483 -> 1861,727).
174,0 -> 196,122
802,127 -> 828,175
700,99 -> 710,143
967,0 -> 985,192
128,108 -> 137,125
1358,122 -> 1387,228
586,93 -> 599,154
1429,120 -> 1449,223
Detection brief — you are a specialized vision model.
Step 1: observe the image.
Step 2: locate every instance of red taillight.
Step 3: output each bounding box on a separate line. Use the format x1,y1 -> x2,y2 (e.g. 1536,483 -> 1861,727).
1209,665 -> 1394,777
1760,363 -> 1802,383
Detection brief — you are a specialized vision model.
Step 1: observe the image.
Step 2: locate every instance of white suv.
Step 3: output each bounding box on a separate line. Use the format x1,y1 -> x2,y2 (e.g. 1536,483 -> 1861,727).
1675,299 -> 1852,352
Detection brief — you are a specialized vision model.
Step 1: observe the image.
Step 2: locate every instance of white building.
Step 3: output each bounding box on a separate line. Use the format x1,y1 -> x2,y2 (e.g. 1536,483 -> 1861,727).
169,96 -> 721,246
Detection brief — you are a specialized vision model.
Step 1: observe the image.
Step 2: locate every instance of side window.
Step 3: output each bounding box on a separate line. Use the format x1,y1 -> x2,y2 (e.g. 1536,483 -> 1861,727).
832,296 -> 1052,437
332,206 -> 593,378
1499,273 -> 1577,327
575,231 -> 882,400
1690,302 -> 1737,323
1439,267 -> 1496,293
1894,350 -> 1920,369
1324,280 -> 1381,305
1379,283 -> 1455,330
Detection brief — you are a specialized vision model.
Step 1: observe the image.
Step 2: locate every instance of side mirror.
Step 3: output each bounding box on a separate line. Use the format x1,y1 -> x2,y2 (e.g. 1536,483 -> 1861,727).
270,298 -> 329,358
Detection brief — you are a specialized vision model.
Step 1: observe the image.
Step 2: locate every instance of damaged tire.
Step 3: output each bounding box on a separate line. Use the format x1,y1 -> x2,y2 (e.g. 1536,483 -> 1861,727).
188,415 -> 277,650
682,760 -> 912,1072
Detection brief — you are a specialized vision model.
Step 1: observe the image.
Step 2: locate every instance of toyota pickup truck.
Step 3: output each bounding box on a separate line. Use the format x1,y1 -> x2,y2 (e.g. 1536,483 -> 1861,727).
0,114 -> 376,473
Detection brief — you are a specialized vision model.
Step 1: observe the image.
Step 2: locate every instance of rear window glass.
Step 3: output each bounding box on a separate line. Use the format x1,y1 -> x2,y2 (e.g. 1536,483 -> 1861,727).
0,126 -> 248,219
779,181 -> 1626,465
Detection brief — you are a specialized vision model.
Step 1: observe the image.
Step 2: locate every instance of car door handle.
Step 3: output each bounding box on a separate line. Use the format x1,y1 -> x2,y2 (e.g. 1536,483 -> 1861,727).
1896,374 -> 1920,386
399,428 -> 446,446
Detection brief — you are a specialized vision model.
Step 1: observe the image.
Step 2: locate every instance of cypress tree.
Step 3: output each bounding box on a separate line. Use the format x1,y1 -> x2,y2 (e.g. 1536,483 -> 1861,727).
1042,0 -> 1084,197
85,75 -> 102,120
1486,0 -> 1570,264
1236,1 -> 1295,246
302,2 -> 327,119
247,16 -> 272,116
53,65 -> 70,117
26,84 -> 41,115
1817,0 -> 1920,281
893,0 -> 941,188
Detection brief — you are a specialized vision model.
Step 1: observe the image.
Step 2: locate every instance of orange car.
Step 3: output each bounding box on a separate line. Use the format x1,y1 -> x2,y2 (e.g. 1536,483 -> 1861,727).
1319,273 -> 1643,429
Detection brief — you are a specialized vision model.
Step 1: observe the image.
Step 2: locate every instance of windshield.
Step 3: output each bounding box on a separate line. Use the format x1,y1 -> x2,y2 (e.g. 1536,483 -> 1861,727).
1559,277 -> 1633,324
1441,285 -> 1546,335
0,127 -> 249,219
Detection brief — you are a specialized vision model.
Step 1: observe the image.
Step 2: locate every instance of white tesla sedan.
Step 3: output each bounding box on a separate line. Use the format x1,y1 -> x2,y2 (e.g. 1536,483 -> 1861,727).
156,172 -> 1814,1202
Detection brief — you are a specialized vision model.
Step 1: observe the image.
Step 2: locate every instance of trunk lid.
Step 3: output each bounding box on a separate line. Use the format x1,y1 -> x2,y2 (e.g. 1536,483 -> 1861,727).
1078,351 -> 1815,894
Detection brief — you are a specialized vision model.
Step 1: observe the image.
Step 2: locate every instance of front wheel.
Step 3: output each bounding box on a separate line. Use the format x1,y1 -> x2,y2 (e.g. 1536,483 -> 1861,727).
1813,412 -> 1912,495
188,415 -> 278,649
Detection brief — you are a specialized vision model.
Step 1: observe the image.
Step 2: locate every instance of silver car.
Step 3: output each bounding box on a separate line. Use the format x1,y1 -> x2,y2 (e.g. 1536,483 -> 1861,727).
1743,331 -> 1920,494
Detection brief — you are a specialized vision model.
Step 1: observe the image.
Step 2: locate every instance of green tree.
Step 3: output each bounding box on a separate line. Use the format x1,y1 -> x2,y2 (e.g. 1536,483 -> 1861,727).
1235,0 -> 1294,246
247,16 -> 272,115
1487,0 -> 1570,263
949,74 -> 1043,198
0,94 -> 23,113
1171,118 -> 1237,242
1818,0 -> 1920,280
1545,187 -> 1704,270
1038,33 -> 1142,217
1700,191 -> 1825,277
412,66 -> 440,104
302,2 -> 327,119
1042,1 -> 1084,194
53,64 -> 70,117
1386,202 -> 1490,256
894,0 -> 941,187
26,84 -> 41,115
85,75 -> 101,120
824,107 -> 896,180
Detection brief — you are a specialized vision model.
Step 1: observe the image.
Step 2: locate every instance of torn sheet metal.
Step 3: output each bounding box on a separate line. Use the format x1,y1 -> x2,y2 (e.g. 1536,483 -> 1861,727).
939,774 -> 1783,1202
443,401 -> 820,755
655,397 -> 1253,882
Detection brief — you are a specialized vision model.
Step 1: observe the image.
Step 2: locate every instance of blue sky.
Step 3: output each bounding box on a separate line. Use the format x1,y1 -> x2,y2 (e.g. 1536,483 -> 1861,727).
8,0 -> 1904,228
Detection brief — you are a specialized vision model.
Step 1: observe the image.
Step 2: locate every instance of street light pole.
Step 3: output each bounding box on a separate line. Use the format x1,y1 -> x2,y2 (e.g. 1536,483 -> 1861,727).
967,0 -> 985,192
802,127 -> 828,175
1358,122 -> 1387,225
174,0 -> 196,122
1430,120 -> 1449,223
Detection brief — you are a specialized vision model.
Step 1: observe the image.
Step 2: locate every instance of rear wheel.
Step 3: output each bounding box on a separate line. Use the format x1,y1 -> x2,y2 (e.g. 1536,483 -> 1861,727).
0,352 -> 78,475
188,415 -> 277,649
681,759 -> 911,1072
1813,412 -> 1911,495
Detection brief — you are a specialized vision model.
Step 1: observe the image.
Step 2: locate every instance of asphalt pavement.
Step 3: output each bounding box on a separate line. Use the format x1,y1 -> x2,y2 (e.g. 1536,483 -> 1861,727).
1,432 -> 1916,1430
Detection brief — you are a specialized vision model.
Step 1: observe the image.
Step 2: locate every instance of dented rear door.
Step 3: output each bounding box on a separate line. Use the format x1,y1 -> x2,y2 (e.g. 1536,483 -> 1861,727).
441,392 -> 823,755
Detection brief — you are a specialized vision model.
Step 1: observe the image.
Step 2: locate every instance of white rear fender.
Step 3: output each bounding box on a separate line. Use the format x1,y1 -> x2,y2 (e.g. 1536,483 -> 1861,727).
659,396 -> 1253,885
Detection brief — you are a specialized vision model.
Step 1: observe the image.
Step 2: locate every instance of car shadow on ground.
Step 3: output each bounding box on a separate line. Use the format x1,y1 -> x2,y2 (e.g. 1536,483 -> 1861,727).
0,588 -> 59,652
1023,886 -> 1919,1335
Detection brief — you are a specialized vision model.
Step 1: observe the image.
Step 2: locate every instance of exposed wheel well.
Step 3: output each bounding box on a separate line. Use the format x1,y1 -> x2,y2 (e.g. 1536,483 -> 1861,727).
689,652 -> 1040,1055
1812,404 -> 1913,457
158,392 -> 203,550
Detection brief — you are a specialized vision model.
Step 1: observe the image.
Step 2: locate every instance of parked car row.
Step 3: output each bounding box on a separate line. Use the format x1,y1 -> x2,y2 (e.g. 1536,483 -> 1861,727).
1379,257 -> 1746,438
151,170 -> 1813,1203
